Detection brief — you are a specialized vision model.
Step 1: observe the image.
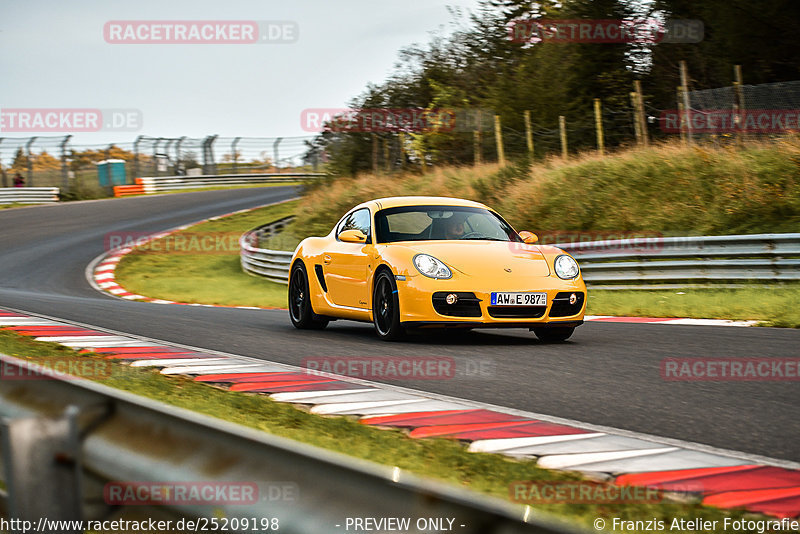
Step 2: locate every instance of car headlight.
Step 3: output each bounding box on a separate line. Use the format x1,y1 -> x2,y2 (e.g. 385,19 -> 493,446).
413,254 -> 452,279
554,254 -> 580,279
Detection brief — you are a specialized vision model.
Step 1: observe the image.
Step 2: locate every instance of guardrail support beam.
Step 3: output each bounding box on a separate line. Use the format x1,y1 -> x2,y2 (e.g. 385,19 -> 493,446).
1,406 -> 83,531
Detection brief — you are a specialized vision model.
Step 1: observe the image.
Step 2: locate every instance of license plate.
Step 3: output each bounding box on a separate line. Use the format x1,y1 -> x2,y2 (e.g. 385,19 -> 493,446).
490,292 -> 548,306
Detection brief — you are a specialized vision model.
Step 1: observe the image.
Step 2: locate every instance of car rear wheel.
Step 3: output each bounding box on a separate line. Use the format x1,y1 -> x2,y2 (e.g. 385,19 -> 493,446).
533,326 -> 575,342
372,270 -> 405,341
289,262 -> 328,330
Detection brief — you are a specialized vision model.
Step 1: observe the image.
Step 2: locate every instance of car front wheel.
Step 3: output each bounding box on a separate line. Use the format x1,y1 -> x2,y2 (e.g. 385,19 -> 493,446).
288,262 -> 328,330
372,270 -> 405,341
532,326 -> 575,342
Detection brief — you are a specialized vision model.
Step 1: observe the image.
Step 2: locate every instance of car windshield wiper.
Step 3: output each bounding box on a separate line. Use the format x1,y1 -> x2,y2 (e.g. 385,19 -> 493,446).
461,237 -> 508,241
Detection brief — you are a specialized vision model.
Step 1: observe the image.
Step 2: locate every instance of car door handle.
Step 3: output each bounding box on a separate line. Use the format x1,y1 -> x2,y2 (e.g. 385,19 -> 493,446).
323,254 -> 332,264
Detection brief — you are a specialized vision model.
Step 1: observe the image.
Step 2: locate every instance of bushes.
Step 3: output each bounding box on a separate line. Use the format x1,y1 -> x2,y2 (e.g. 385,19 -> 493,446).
293,139 -> 800,238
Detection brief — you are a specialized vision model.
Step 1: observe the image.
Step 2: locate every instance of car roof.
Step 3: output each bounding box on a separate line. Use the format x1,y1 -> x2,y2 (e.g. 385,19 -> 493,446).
360,196 -> 490,211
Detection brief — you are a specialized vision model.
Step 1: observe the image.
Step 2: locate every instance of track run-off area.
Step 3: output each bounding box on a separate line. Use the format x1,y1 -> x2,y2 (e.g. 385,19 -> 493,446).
0,186 -> 797,466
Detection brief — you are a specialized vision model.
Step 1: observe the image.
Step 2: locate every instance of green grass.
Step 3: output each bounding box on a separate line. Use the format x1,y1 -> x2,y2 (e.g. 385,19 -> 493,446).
589,287 -> 800,328
114,200 -> 297,307
0,329 -> 777,532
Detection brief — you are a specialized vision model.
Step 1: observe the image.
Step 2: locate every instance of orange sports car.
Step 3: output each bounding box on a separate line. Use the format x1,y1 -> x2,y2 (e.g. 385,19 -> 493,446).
288,196 -> 586,341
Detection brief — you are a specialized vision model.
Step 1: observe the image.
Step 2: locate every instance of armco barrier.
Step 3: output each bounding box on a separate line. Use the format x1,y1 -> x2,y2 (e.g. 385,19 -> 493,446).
0,353 -> 568,534
241,225 -> 800,288
0,187 -> 59,204
240,217 -> 296,283
126,173 -> 326,196
559,233 -> 800,288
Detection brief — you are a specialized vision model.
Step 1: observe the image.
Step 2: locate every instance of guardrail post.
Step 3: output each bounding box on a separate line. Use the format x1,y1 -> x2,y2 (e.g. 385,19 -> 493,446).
1,406 -> 84,532
232,137 -> 241,174
164,139 -> 176,175
25,137 -> 37,187
153,138 -> 163,177
0,138 -> 6,187
202,135 -> 218,175
60,135 -> 72,193
133,135 -> 143,183
175,136 -> 187,175
273,137 -> 283,173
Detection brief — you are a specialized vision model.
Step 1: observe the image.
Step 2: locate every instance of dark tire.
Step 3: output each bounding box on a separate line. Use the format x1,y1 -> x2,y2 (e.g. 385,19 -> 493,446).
288,262 -> 328,330
533,326 -> 575,342
372,270 -> 405,341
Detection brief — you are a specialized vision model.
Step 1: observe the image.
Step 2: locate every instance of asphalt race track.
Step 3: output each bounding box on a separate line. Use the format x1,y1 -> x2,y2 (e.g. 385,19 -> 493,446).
1,188 -> 797,463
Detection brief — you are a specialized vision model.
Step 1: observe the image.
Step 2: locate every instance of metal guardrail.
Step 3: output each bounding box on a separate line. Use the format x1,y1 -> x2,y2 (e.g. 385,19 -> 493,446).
241,225 -> 800,288
0,353 -> 568,534
240,217 -> 296,283
555,233 -> 800,288
137,173 -> 326,194
0,187 -> 59,205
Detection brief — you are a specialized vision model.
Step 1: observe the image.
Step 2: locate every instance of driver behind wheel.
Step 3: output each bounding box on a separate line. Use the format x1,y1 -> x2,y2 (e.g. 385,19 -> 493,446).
443,215 -> 466,240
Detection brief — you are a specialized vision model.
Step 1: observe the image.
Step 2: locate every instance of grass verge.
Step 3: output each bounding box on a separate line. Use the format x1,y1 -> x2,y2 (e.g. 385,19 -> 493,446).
114,200 -> 297,307
589,287 -> 800,328
0,328 -> 774,531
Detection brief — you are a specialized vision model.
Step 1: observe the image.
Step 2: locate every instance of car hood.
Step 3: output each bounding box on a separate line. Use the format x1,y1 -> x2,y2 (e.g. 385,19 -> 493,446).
402,241 -> 551,278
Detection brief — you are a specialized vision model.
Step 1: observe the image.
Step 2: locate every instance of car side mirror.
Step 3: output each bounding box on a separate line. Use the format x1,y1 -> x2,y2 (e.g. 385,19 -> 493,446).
339,229 -> 368,243
518,231 -> 538,244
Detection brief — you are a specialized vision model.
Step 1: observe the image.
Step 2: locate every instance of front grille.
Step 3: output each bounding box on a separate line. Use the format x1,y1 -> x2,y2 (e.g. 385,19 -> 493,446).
549,291 -> 585,317
432,292 -> 482,317
488,306 -> 546,319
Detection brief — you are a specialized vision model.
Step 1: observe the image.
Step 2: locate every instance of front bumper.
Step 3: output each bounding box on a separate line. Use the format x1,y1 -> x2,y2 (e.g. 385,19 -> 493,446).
396,274 -> 587,328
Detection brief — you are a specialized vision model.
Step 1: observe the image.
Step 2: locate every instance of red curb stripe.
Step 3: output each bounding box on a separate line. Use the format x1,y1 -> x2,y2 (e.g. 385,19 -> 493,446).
104,352 -> 213,360
615,466 -> 759,487
265,382 -> 364,393
361,410 -> 476,426
415,421 -> 590,441
9,329 -> 110,337
362,409 -> 531,428
81,347 -> 183,354
410,421 -> 539,439
743,494 -> 800,519
230,379 -> 338,392
195,372 -> 300,383
589,316 -> 675,323
704,486 -> 800,508
619,466 -> 800,494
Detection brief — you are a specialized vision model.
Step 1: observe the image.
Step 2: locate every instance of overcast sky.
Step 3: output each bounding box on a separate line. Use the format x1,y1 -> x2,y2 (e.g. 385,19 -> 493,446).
0,0 -> 482,146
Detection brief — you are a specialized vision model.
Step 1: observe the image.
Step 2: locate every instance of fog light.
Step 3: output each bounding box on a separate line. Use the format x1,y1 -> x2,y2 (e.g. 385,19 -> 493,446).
569,293 -> 578,305
445,293 -> 458,305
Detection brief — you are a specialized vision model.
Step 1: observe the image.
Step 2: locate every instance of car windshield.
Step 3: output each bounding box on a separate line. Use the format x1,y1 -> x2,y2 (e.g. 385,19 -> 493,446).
375,205 -> 521,244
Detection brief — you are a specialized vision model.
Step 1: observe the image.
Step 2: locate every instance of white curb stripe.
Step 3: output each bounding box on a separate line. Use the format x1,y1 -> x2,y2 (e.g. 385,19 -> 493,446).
500,434 -> 669,457
468,433 -> 606,453
130,358 -> 230,367
537,447 -> 679,470
270,389 -> 376,402
311,399 -> 429,415
297,391 -> 423,405
568,449 -> 752,473
159,363 -> 273,375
